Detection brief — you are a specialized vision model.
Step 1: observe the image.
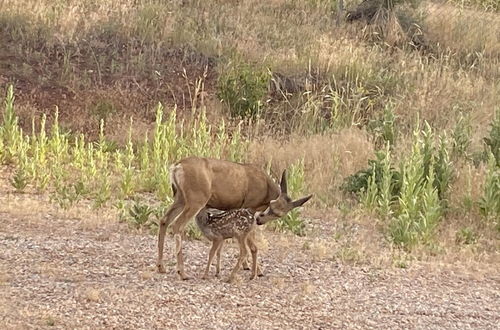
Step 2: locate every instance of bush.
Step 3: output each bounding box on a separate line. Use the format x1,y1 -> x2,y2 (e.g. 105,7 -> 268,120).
344,121 -> 453,249
478,152 -> 500,224
217,60 -> 269,118
341,148 -> 402,199
455,227 -> 478,245
484,108 -> 500,167
451,112 -> 472,159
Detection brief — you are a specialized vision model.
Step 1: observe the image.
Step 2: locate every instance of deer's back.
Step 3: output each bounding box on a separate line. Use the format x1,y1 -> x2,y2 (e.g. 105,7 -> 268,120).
176,157 -> 279,210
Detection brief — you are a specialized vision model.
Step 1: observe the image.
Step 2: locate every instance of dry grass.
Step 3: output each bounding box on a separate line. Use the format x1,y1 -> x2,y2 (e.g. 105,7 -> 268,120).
249,128 -> 375,206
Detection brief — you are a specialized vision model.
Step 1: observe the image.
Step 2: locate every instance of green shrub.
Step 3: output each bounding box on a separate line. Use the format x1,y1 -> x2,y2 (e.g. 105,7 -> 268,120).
455,227 -> 478,245
341,148 -> 402,199
484,108 -> 500,167
128,200 -> 155,229
478,152 -> 500,223
451,112 -> 472,159
390,138 -> 442,249
217,60 -> 269,118
345,121 -> 452,249
368,102 -> 397,148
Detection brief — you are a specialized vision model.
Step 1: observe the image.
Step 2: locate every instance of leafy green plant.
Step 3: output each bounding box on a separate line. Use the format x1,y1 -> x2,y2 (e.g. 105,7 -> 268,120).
341,148 -> 402,199
368,102 -> 397,148
451,112 -> 472,159
217,60 -> 269,118
483,108 -> 500,167
455,227 -> 478,245
11,167 -> 28,192
361,169 -> 378,211
478,152 -> 500,223
434,135 -> 453,202
51,181 -> 86,210
389,126 -> 443,250
128,200 -> 155,228
378,143 -> 394,218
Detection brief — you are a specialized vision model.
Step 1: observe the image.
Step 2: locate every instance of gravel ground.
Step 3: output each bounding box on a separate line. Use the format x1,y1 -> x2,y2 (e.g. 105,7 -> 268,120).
1,202 -> 499,329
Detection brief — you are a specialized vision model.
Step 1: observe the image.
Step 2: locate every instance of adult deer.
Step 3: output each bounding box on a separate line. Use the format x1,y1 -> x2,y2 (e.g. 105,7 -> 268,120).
157,156 -> 312,279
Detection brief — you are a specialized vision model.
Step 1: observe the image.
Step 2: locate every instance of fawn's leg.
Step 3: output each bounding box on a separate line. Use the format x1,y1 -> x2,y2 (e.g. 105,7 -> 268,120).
215,240 -> 224,277
247,234 -> 259,280
228,236 -> 248,283
202,239 -> 223,279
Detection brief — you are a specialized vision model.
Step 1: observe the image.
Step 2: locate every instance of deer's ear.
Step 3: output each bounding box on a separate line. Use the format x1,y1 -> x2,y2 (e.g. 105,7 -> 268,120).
280,169 -> 288,194
292,194 -> 312,208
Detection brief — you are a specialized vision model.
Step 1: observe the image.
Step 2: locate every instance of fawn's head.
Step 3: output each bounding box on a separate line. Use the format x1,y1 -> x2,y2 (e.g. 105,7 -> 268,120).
256,170 -> 312,225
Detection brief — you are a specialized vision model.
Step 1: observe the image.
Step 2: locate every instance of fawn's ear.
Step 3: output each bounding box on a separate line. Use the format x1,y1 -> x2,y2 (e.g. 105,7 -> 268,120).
292,194 -> 313,208
280,169 -> 288,194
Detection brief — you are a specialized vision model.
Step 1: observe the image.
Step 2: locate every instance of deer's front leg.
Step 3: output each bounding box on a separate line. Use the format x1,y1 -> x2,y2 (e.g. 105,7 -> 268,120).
247,235 -> 259,280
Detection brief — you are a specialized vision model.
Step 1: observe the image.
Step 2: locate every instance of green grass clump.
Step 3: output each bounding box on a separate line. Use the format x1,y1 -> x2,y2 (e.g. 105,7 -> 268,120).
217,60 -> 269,118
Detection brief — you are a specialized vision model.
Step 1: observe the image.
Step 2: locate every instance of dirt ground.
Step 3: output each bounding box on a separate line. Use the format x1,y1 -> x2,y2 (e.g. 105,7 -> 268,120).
1,190 -> 499,330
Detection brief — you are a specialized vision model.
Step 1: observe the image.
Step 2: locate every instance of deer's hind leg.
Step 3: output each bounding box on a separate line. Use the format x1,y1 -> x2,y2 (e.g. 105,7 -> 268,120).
169,164 -> 211,280
215,240 -> 224,277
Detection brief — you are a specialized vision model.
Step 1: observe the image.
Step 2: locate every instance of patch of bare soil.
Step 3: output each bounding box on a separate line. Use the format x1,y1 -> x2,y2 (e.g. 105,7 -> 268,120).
0,192 -> 499,329
0,42 -> 218,140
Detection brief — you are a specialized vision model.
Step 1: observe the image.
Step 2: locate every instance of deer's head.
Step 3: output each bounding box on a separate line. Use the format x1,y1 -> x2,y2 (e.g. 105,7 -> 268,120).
255,170 -> 312,225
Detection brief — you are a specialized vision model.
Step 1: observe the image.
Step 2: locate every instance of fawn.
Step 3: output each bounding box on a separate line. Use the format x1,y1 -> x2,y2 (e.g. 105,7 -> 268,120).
196,191 -> 312,283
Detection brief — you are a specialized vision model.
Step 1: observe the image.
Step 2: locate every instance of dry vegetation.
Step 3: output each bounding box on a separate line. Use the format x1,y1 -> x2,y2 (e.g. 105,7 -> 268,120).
0,0 -> 499,327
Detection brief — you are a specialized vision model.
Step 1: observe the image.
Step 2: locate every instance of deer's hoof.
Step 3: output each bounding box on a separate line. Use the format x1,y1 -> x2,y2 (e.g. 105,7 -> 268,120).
157,264 -> 167,273
177,271 -> 190,281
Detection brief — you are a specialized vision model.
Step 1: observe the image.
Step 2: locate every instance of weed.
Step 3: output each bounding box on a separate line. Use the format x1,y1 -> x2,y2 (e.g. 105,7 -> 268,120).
11,166 -> 28,192
368,102 -> 397,148
217,59 -> 269,118
451,112 -> 472,159
478,152 -> 500,223
341,148 -> 402,200
483,108 -> 500,167
389,125 -> 444,249
455,227 -> 478,245
128,200 -> 155,229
